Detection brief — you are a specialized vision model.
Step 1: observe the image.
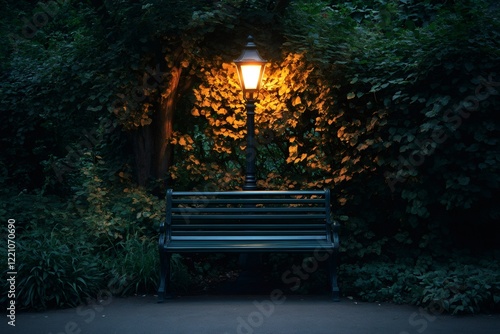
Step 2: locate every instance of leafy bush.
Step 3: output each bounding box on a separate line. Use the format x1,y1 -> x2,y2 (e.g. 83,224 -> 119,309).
339,256 -> 500,314
418,262 -> 500,314
1,235 -> 104,310
341,259 -> 421,304
105,235 -> 159,296
61,153 -> 165,255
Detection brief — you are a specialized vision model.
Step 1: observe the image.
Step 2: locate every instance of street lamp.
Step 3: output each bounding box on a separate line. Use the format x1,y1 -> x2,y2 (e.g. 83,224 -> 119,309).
234,35 -> 267,190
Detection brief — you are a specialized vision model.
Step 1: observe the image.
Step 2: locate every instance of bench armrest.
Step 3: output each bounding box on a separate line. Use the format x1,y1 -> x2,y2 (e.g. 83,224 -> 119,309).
158,222 -> 171,248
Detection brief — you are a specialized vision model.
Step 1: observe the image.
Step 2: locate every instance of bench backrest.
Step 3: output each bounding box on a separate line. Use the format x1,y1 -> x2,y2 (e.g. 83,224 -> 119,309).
165,189 -> 332,242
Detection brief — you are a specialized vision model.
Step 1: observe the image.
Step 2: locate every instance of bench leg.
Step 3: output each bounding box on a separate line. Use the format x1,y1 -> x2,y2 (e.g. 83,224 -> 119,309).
329,252 -> 340,302
158,251 -> 171,303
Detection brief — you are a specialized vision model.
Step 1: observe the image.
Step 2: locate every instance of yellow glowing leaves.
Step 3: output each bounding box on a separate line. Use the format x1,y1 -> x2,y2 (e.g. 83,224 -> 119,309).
214,146 -> 232,154
288,119 -> 298,128
308,162 -> 318,169
279,84 -> 291,96
281,66 -> 290,78
186,155 -> 201,171
307,152 -> 329,170
287,143 -> 307,164
211,101 -> 221,110
223,114 -> 245,129
357,142 -> 369,151
199,86 -> 210,97
171,133 -> 194,151
337,126 -> 346,138
333,168 -> 352,183
292,96 -> 302,106
179,137 -> 189,146
221,129 -> 243,140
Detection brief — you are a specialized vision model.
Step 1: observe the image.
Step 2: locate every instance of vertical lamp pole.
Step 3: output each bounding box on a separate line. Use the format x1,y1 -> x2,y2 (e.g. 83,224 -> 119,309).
234,35 -> 267,190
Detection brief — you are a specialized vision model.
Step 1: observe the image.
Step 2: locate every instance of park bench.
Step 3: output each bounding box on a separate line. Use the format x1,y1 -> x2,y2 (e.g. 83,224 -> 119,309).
157,189 -> 340,302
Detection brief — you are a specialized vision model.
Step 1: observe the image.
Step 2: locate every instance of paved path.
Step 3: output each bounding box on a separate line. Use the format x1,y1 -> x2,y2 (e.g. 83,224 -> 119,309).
3,294 -> 500,334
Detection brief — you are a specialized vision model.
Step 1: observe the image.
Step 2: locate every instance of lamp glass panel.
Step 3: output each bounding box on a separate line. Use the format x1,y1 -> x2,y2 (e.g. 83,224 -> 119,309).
240,65 -> 262,90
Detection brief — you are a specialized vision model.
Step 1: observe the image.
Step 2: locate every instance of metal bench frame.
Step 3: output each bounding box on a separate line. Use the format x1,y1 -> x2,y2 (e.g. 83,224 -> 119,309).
158,189 -> 340,302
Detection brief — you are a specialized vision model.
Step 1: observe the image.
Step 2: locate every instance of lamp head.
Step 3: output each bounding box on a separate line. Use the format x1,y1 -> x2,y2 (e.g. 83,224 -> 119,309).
234,35 -> 267,100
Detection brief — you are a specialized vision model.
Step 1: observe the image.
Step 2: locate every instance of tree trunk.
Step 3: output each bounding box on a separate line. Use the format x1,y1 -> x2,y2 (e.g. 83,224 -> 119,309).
132,125 -> 153,187
132,45 -> 187,187
154,65 -> 182,182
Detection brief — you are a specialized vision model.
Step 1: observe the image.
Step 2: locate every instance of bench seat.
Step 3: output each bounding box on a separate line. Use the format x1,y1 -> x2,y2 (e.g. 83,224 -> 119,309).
166,238 -> 334,252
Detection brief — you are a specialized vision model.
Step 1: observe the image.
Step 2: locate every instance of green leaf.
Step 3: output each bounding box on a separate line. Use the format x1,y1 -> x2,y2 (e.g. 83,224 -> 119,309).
458,176 -> 470,186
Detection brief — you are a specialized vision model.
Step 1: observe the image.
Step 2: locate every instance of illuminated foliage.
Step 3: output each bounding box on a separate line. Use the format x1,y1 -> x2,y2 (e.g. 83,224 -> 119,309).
170,52 -> 340,190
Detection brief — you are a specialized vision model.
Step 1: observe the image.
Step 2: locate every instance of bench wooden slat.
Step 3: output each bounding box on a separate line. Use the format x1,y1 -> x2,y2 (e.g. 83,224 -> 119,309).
171,235 -> 327,240
172,228 -> 327,233
172,232 -> 326,238
171,223 -> 326,229
172,198 -> 326,205
172,190 -> 326,196
170,214 -> 327,221
166,239 -> 333,252
172,207 -> 326,213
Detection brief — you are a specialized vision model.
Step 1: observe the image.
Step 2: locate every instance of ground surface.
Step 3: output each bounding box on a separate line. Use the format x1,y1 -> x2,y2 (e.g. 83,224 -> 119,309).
3,294 -> 500,334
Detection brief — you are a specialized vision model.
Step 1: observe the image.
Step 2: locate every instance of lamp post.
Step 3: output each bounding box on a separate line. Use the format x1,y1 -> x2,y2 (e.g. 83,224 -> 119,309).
234,35 -> 267,190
